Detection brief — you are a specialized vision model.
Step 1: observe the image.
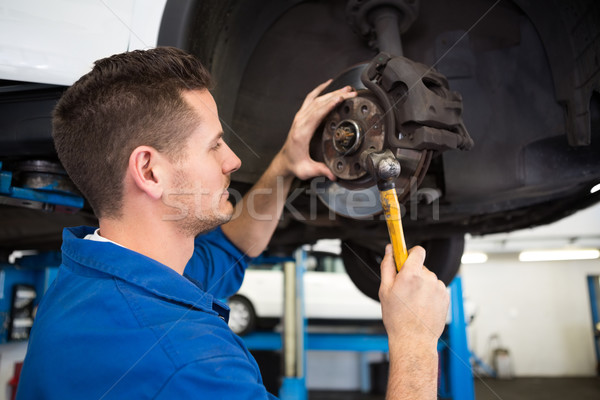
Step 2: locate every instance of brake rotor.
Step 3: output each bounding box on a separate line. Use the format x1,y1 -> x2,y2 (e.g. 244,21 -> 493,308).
312,63 -> 432,218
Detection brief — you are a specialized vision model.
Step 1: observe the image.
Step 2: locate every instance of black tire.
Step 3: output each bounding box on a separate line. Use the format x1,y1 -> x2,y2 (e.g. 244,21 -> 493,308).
342,236 -> 465,301
227,295 -> 256,336
419,236 -> 466,285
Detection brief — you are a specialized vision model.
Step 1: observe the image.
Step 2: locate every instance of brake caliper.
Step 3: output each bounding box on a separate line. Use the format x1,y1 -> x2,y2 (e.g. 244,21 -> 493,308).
313,52 -> 473,218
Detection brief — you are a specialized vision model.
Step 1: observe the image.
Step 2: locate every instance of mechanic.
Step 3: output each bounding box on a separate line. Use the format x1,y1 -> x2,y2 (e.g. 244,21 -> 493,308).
16,47 -> 449,400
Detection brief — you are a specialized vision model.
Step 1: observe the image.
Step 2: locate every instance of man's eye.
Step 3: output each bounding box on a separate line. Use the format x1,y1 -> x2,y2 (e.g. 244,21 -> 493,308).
213,142 -> 222,150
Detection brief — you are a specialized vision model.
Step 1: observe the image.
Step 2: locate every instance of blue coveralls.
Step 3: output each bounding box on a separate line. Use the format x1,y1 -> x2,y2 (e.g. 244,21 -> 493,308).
17,226 -> 278,399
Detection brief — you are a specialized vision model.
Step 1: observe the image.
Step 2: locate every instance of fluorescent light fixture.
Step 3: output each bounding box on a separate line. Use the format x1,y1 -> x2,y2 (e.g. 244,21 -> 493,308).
591,183 -> 600,194
461,252 -> 488,264
519,249 -> 600,262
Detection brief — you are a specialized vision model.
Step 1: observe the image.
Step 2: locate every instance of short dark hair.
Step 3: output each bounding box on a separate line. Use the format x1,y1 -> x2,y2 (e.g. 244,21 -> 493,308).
52,46 -> 213,218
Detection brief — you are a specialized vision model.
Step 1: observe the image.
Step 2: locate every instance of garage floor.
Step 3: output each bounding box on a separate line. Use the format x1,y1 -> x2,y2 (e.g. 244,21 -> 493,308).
473,377 -> 600,400
309,377 -> 600,399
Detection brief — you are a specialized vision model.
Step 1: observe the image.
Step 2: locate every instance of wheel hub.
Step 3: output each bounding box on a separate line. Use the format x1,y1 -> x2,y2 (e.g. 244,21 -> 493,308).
313,66 -> 431,218
322,93 -> 384,182
311,53 -> 473,219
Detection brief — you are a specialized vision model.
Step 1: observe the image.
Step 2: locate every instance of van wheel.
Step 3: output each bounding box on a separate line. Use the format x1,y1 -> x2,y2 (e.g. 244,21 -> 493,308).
227,295 -> 256,336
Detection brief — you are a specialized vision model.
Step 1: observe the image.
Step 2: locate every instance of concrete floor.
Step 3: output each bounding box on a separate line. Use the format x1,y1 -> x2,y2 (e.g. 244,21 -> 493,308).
309,377 -> 600,399
474,377 -> 600,400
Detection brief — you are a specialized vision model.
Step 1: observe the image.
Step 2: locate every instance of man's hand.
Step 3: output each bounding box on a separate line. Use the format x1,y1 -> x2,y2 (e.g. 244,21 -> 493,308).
274,80 -> 357,181
221,81 -> 355,257
379,244 -> 450,400
379,244 -> 449,344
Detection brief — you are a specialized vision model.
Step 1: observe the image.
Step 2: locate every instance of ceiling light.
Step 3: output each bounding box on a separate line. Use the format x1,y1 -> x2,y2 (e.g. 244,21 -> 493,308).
519,249 -> 600,262
591,183 -> 600,194
461,252 -> 488,264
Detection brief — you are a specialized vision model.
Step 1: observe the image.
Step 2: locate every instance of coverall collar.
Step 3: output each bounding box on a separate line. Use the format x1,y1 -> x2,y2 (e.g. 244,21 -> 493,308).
60,226 -> 217,315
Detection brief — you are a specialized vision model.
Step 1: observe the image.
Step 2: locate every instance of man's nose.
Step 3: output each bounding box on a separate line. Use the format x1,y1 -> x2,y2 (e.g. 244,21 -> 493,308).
223,142 -> 241,174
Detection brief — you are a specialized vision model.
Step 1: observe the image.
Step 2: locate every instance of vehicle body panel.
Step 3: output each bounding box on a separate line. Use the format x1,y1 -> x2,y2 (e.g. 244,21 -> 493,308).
0,0 -> 166,85
235,255 -> 382,322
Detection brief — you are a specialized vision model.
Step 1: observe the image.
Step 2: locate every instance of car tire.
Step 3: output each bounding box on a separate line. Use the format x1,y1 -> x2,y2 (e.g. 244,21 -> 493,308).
341,235 -> 465,301
227,295 -> 256,336
419,236 -> 466,285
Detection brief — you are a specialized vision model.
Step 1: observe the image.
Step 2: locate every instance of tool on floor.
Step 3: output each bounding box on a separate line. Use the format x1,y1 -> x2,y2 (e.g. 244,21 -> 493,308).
361,149 -> 408,271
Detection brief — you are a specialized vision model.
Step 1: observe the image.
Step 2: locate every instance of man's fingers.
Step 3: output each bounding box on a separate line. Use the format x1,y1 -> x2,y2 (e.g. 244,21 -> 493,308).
379,244 -> 397,291
305,84 -> 355,109
295,160 -> 336,181
381,245 -> 426,290
401,246 -> 426,275
312,161 -> 336,181
303,79 -> 333,104
306,89 -> 356,122
286,83 -> 357,182
317,86 -> 355,105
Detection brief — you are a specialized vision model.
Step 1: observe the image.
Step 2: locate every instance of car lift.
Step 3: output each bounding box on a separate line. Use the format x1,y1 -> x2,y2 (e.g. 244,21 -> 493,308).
0,161 -> 84,212
243,247 -> 476,400
0,163 -> 82,344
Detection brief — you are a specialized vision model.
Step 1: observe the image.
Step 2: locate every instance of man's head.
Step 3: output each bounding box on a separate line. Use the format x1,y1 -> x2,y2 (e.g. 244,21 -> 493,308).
52,46 -> 217,220
161,89 -> 241,236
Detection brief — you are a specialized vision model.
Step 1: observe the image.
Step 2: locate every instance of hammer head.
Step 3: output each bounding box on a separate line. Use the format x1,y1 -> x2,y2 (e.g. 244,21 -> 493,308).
361,149 -> 401,189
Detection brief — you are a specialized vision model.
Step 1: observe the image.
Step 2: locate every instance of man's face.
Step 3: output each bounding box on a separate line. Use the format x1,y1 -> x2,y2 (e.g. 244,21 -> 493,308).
164,90 -> 241,236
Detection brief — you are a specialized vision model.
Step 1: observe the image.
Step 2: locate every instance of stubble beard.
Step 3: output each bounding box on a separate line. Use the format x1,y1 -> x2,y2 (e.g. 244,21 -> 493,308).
172,170 -> 234,237
177,198 -> 233,237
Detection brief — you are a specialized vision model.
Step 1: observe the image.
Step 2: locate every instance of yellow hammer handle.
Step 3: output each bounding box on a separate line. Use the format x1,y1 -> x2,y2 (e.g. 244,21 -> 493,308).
380,188 -> 408,271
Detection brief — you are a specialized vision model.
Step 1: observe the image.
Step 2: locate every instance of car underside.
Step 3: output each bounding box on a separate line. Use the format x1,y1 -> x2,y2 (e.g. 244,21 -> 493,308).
1,0 -> 599,299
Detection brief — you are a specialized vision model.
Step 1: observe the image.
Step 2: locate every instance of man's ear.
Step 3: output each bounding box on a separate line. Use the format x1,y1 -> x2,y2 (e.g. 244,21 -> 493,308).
127,146 -> 165,200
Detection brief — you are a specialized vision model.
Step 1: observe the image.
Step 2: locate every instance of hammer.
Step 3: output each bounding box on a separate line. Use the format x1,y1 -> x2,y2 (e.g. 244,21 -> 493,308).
361,149 -> 408,271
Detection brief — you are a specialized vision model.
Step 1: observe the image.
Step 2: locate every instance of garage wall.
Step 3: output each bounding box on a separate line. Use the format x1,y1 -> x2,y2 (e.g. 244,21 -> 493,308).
462,257 -> 600,377
307,351 -> 363,390
306,351 -> 386,390
305,255 -> 600,387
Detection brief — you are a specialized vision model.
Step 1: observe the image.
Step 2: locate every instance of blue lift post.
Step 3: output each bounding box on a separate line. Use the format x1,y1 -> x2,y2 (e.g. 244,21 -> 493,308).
279,247 -> 308,400
438,276 -> 476,399
243,247 -> 475,400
